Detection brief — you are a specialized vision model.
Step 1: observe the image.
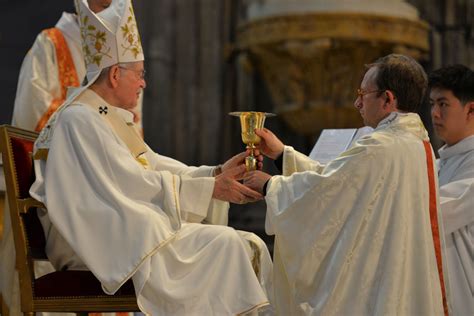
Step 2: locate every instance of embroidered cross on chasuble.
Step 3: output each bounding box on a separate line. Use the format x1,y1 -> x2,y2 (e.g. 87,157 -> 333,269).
77,89 -> 149,169
102,111 -> 149,169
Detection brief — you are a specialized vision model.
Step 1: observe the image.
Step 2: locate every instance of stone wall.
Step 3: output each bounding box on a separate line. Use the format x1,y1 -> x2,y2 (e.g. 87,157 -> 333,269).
408,0 -> 474,69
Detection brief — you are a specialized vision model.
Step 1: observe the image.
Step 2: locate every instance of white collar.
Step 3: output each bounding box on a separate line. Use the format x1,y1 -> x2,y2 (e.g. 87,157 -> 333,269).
438,135 -> 474,160
374,112 -> 428,141
375,112 -> 403,129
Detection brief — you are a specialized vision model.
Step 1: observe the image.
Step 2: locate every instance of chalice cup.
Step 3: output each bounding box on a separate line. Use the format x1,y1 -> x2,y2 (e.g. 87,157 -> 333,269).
229,111 -> 276,171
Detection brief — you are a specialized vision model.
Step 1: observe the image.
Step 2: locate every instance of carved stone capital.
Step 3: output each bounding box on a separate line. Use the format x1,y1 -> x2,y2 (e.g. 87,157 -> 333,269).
236,13 -> 429,135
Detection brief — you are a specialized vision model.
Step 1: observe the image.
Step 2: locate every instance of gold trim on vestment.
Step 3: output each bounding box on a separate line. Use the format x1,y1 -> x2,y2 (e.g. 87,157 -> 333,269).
237,301 -> 270,316
104,231 -> 179,296
33,148 -> 49,160
135,155 -> 149,169
248,239 -> 261,279
172,175 -> 181,219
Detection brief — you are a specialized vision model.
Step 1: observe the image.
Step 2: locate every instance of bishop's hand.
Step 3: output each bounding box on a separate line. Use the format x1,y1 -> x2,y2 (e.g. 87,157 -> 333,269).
213,164 -> 263,204
217,151 -> 264,175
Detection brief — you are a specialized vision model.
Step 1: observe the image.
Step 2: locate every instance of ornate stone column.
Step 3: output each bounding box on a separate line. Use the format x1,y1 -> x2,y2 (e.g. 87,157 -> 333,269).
237,0 -> 430,135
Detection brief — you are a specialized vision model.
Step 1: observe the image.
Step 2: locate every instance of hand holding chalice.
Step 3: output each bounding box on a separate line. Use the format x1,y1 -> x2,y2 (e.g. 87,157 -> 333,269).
229,111 -> 276,171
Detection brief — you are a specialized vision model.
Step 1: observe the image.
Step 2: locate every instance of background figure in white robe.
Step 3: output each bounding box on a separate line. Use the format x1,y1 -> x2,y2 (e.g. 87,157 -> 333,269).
244,54 -> 450,315
11,0 -> 145,132
29,0 -> 272,314
0,1 -> 133,315
429,65 -> 474,315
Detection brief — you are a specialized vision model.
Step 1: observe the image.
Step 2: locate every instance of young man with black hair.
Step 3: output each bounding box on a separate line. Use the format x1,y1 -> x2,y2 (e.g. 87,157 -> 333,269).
429,65 -> 474,315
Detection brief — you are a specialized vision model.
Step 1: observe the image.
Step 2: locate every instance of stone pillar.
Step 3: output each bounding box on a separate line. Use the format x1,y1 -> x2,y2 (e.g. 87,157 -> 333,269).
134,0 -> 232,165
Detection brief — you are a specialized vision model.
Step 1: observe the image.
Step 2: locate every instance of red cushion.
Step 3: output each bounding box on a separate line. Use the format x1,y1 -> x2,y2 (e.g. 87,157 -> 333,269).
34,271 -> 135,298
11,136 -> 35,199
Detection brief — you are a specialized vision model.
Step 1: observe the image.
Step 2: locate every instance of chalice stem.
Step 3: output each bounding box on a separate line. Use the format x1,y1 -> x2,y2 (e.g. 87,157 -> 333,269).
245,145 -> 257,171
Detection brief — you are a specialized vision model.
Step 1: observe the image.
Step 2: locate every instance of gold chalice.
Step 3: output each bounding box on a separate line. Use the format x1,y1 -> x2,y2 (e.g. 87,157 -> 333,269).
229,111 -> 276,171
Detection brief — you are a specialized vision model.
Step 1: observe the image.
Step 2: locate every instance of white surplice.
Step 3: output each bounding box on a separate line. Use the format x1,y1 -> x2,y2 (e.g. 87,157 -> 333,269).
265,112 -> 446,315
29,89 -> 271,315
437,135 -> 474,315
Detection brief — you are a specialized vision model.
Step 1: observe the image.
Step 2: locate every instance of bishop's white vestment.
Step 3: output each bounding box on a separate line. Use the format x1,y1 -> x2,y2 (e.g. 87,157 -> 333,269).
264,112 -> 447,315
29,89 -> 272,315
1,12 -> 146,315
437,135 -> 474,315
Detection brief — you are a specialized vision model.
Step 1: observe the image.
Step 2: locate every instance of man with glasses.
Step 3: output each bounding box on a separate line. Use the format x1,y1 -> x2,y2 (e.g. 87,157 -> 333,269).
29,0 -> 272,314
429,65 -> 474,316
244,54 -> 448,315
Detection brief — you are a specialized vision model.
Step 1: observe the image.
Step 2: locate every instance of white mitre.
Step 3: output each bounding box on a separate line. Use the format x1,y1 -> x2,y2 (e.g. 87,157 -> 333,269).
75,0 -> 144,81
34,0 -> 144,157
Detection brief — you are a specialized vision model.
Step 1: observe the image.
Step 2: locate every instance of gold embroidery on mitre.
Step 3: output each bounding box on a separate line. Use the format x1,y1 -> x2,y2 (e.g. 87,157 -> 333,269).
120,6 -> 142,58
76,2 -> 112,67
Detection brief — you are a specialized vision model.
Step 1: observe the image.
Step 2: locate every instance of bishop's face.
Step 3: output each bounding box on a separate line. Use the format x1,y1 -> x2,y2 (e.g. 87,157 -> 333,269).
115,61 -> 146,111
354,67 -> 388,128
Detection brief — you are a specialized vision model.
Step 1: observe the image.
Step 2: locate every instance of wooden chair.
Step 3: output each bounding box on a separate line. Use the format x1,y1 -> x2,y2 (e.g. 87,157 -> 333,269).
0,125 -> 139,315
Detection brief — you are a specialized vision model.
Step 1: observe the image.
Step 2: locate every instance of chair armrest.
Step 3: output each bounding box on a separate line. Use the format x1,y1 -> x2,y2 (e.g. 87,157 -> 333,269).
17,198 -> 45,214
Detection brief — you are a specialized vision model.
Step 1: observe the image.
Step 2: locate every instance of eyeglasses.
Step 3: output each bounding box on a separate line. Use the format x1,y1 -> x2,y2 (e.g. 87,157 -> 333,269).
118,66 -> 146,80
356,88 -> 383,98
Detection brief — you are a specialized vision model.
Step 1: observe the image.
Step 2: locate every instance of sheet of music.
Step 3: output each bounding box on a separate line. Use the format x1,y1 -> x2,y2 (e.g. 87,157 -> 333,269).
309,127 -> 373,163
309,129 -> 357,163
